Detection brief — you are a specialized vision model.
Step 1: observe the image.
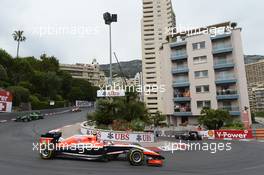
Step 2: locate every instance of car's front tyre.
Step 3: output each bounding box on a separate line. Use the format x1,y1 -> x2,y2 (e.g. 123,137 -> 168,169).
40,143 -> 55,159
128,149 -> 144,166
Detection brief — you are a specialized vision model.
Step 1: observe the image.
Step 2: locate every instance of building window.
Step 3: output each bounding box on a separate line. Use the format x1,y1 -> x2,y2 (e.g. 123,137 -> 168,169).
193,56 -> 207,64
194,70 -> 208,78
196,85 -> 209,93
192,41 -> 206,50
197,101 -> 211,108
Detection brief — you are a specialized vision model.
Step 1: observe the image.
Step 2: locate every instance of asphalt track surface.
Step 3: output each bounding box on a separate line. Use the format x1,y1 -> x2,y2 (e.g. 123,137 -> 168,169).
0,109 -> 264,175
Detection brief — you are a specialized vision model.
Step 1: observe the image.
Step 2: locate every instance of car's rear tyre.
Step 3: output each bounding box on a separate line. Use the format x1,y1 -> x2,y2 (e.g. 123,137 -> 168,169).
128,149 -> 144,166
40,143 -> 55,159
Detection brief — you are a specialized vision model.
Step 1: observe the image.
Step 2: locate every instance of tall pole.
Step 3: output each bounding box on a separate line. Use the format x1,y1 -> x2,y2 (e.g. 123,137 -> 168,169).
109,24 -> 112,85
103,12 -> 117,85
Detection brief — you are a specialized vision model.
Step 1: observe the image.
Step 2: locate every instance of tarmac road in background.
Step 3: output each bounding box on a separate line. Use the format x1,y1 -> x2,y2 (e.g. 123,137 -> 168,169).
0,108 -> 264,175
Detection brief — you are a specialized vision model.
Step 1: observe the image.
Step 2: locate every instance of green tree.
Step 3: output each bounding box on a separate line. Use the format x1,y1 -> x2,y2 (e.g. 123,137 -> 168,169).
223,120 -> 244,130
71,79 -> 98,101
23,56 -> 41,70
0,49 -> 13,68
40,54 -> 59,72
150,111 -> 166,127
0,64 -> 8,81
10,58 -> 34,84
93,98 -> 115,125
69,87 -> 84,102
12,30 -> 26,58
44,72 -> 61,99
7,86 -> 30,106
198,108 -> 232,130
31,71 -> 46,95
91,91 -> 149,127
57,70 -> 73,99
0,49 -> 14,81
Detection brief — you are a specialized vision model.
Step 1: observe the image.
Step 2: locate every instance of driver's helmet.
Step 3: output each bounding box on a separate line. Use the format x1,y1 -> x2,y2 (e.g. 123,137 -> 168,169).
92,130 -> 98,140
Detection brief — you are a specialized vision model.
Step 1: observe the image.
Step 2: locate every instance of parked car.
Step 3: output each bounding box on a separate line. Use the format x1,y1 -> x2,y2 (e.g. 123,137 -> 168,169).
15,112 -> 44,122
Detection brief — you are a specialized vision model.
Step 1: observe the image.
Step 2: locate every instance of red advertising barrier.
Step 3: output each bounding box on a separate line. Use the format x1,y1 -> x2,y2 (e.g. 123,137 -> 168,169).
0,90 -> 13,113
214,130 -> 253,140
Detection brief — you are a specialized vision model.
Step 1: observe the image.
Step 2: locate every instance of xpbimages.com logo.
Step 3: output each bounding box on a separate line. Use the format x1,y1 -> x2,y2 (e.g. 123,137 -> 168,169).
161,140 -> 232,154
97,83 -> 166,96
165,23 -> 233,38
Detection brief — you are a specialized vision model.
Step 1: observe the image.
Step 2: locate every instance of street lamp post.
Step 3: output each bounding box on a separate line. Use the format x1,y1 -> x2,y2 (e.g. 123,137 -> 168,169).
103,12 -> 117,85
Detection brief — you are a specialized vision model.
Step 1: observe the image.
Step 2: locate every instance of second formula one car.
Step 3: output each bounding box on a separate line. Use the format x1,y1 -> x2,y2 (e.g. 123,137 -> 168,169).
15,112 -> 44,122
39,132 -> 164,166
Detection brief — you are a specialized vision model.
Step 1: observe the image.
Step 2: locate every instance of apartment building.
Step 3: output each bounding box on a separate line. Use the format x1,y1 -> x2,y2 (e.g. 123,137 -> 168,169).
159,22 -> 251,125
246,60 -> 264,84
141,0 -> 176,115
248,83 -> 264,112
60,59 -> 105,86
245,59 -> 264,112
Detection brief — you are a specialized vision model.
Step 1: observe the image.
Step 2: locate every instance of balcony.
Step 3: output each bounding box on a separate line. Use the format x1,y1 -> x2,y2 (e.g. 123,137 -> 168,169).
170,41 -> 187,48
212,45 -> 233,55
172,67 -> 189,74
171,52 -> 188,60
174,106 -> 192,116
214,60 -> 235,70
215,75 -> 237,85
219,106 -> 240,116
211,33 -> 231,41
172,79 -> 190,87
216,89 -> 239,100
174,93 -> 191,102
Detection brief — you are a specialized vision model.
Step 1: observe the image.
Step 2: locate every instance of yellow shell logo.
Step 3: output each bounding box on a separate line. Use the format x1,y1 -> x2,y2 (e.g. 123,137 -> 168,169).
208,130 -> 214,137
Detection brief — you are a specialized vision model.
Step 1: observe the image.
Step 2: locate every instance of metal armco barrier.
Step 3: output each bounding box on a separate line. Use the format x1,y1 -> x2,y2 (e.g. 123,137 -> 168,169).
253,129 -> 264,140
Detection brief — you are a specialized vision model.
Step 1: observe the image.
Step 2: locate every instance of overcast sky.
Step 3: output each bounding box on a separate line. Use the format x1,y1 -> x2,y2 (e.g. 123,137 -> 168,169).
0,0 -> 263,64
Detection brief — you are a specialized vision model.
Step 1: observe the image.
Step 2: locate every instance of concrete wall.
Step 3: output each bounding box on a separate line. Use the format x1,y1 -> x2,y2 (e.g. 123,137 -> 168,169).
232,29 -> 252,124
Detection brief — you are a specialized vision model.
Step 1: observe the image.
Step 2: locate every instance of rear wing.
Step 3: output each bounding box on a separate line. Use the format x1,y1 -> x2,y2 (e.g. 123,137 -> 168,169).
40,132 -> 62,143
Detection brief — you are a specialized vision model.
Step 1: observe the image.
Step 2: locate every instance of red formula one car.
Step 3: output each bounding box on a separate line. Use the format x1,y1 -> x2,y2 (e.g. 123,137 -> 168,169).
39,132 -> 164,166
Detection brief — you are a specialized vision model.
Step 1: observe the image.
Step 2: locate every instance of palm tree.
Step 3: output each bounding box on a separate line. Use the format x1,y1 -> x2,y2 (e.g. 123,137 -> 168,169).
12,30 -> 26,58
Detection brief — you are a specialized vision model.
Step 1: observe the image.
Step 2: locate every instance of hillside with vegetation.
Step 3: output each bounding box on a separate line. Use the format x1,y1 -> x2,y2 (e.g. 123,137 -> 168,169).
100,59 -> 142,78
0,48 -> 98,111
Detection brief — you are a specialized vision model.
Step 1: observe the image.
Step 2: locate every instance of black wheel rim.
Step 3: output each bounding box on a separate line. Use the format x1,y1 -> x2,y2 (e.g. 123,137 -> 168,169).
133,152 -> 142,163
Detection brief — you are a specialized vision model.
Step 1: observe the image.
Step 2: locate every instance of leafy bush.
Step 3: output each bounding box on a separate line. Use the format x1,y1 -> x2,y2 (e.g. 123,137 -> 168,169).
18,81 -> 33,92
255,111 -> 264,118
30,98 -> 49,110
54,101 -> 66,108
112,119 -> 131,131
150,111 -> 166,127
87,112 -> 94,121
96,124 -> 109,130
89,91 -> 150,131
222,120 -> 244,130
7,86 -> 30,106
55,94 -> 63,101
198,108 -> 232,130
30,95 -> 66,110
131,118 -> 145,131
